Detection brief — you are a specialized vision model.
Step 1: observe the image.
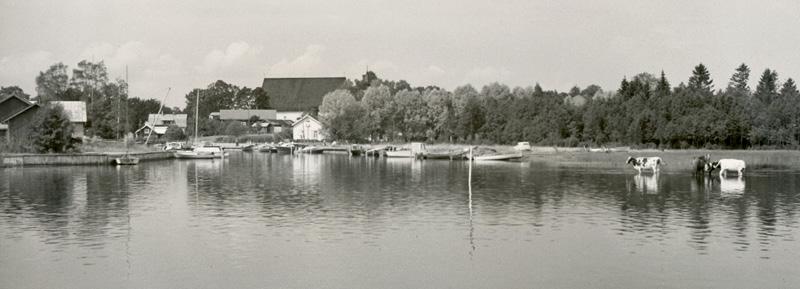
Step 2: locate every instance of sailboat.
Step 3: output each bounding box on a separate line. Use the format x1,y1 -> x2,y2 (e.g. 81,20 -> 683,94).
113,67 -> 139,165
174,90 -> 228,159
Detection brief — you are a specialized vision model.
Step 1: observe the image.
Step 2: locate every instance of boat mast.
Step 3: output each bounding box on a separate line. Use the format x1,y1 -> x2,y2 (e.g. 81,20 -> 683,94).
194,90 -> 199,145
124,66 -> 129,151
144,87 -> 170,145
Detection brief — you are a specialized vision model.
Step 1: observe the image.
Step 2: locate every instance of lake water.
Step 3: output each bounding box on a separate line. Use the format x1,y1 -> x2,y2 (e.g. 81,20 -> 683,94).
1,153 -> 799,288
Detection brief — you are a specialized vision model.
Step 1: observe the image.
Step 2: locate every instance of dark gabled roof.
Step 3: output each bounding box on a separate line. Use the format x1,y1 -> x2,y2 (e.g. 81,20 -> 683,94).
262,77 -> 346,111
0,92 -> 33,106
2,103 -> 39,123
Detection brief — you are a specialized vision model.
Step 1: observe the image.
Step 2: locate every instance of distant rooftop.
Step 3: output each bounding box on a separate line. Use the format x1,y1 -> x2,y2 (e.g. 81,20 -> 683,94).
262,77 -> 346,112
219,109 -> 276,121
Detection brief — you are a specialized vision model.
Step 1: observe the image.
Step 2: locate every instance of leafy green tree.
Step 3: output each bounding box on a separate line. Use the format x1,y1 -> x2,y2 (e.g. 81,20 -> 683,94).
319,90 -> 358,127
223,121 -> 247,137
29,104 -> 77,153
328,102 -> 369,142
0,86 -> 30,100
360,85 -> 393,140
35,63 -> 70,102
253,87 -> 271,109
481,82 -> 512,99
392,89 -> 428,141
581,84 -> 602,98
164,124 -> 187,141
569,86 -> 581,97
424,88 -> 455,141
457,94 -> 484,141
452,84 -> 479,118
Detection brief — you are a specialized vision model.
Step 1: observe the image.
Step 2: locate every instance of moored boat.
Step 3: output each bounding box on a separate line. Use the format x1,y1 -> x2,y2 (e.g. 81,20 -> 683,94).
174,146 -> 228,159
113,154 -> 140,165
275,144 -> 294,154
472,153 -> 523,161
348,145 -> 365,156
384,142 -> 427,158
299,146 -> 325,154
384,148 -> 414,158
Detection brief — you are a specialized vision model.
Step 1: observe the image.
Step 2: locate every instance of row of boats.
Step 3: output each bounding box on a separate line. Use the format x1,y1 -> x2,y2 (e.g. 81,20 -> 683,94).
164,141 -> 525,161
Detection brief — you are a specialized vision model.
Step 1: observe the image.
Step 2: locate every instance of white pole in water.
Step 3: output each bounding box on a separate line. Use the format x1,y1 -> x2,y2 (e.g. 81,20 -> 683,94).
468,146 -> 473,212
468,146 -> 475,255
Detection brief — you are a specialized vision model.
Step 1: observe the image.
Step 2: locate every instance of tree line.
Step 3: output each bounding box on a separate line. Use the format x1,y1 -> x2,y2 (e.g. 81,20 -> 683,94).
6,61 -> 800,150
320,64 -> 800,149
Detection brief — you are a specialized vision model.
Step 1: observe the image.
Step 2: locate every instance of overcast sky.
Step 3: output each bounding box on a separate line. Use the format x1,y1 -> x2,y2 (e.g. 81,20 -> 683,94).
1,0 -> 799,107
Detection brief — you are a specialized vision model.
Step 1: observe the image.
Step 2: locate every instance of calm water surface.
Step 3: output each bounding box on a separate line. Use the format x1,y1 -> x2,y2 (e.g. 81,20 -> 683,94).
1,153 -> 799,288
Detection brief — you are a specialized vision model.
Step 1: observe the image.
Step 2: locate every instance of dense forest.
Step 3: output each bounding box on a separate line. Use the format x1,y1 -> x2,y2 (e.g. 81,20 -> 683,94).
320,64 -> 800,149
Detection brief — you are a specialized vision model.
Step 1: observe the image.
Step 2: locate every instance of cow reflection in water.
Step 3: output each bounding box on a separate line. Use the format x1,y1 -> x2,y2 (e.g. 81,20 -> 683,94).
691,175 -> 746,195
632,173 -> 660,194
719,177 -> 745,195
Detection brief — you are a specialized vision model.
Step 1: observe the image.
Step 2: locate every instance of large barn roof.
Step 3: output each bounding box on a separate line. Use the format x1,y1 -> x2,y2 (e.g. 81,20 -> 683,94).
261,77 -> 346,112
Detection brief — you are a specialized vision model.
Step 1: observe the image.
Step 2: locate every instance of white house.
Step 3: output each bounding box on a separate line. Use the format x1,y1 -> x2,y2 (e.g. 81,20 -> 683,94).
292,115 -> 323,141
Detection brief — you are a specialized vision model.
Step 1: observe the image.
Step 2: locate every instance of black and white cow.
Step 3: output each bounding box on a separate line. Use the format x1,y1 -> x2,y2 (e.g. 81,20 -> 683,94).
692,154 -> 711,176
706,159 -> 746,177
626,156 -> 663,174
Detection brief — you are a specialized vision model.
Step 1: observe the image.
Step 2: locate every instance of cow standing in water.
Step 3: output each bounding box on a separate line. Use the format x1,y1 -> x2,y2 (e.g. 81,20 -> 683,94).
693,154 -> 711,176
706,159 -> 746,178
626,156 -> 663,174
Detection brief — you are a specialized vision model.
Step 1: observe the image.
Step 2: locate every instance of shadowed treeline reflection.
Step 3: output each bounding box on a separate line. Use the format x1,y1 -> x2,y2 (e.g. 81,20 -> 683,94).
2,154 -> 800,288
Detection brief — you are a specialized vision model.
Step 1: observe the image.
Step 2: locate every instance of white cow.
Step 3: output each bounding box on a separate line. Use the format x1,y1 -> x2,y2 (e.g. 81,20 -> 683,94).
626,156 -> 662,174
706,159 -> 746,177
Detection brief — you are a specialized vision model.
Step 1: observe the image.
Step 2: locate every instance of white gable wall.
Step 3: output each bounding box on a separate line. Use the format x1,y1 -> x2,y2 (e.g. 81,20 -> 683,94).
292,117 -> 323,141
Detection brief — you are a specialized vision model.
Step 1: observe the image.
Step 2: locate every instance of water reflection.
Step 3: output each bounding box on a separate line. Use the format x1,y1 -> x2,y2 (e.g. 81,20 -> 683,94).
2,155 -> 800,288
632,173 -> 660,194
719,177 -> 746,195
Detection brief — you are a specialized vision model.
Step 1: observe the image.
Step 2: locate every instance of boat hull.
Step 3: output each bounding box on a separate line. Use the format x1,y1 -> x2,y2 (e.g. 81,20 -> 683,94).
112,157 -> 139,165
472,154 -> 523,161
385,151 -> 414,158
174,151 -> 227,159
424,151 -> 466,160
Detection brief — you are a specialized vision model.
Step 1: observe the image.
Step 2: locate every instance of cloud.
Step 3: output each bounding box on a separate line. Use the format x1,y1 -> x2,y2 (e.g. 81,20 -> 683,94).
463,66 -> 511,87
268,45 -> 327,77
199,41 -> 262,73
77,41 -> 191,102
80,41 -> 156,73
